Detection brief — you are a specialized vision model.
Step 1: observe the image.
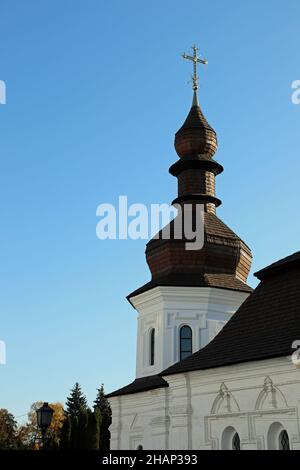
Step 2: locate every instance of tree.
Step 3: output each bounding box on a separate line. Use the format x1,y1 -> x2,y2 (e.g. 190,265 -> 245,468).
47,403 -> 65,449
77,408 -> 88,450
65,383 -> 88,417
18,401 -> 65,450
0,409 -> 20,450
94,384 -> 111,450
86,409 -> 101,450
69,415 -> 78,450
59,414 -> 71,450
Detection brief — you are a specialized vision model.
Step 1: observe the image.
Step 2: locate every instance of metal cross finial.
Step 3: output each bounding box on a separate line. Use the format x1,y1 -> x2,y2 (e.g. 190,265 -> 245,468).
182,45 -> 208,91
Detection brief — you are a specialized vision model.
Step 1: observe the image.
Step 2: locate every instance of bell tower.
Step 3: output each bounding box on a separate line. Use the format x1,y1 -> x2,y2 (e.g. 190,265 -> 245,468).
128,47 -> 253,379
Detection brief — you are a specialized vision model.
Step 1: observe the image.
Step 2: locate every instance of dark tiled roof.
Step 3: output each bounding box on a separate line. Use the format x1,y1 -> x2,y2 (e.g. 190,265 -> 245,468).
204,212 -> 248,244
176,104 -> 215,134
255,251 -> 300,280
161,251 -> 300,376
106,375 -> 168,398
128,212 -> 253,301
147,207 -> 248,245
127,273 -> 252,301
174,104 -> 218,159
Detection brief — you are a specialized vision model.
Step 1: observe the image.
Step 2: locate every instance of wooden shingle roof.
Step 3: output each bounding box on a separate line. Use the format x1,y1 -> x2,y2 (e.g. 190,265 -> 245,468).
162,252 -> 300,376
108,252 -> 300,398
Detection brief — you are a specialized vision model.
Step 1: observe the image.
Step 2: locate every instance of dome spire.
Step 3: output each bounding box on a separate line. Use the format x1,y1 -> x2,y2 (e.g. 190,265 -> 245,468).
175,46 -> 217,161
172,45 -> 220,212
192,90 -> 199,107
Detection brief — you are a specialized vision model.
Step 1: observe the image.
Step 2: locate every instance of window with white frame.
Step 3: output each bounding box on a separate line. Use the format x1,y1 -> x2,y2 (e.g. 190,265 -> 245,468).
179,325 -> 192,361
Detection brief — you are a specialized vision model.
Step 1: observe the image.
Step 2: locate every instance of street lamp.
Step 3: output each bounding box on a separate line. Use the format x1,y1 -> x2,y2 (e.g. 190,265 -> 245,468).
36,402 -> 54,449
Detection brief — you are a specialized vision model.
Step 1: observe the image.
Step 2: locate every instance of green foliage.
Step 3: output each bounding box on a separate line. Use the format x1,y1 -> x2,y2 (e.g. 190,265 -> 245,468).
77,409 -> 88,449
86,409 -> 101,450
0,409 -> 20,450
60,408 -> 101,450
65,383 -> 88,417
94,384 -> 111,450
0,381 -> 111,451
60,414 -> 71,450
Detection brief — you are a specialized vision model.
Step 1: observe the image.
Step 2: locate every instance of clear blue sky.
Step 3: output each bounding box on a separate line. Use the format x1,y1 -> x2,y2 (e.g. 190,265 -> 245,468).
0,0 -> 299,420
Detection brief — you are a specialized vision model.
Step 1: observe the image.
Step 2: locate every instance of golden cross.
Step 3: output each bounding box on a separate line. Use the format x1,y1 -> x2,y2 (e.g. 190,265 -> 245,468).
182,45 -> 208,91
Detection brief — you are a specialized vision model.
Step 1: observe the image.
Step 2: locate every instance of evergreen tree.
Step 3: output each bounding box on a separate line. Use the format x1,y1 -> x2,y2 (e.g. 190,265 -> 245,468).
69,415 -> 78,450
60,415 -> 71,450
77,409 -> 88,450
86,409 -> 101,450
60,382 -> 107,450
65,383 -> 88,417
94,384 -> 111,450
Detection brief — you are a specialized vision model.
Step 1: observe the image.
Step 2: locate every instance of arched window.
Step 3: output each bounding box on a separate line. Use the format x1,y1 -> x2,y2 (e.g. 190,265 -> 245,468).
279,430 -> 290,450
180,326 -> 192,361
268,422 -> 290,450
149,328 -> 155,366
222,426 -> 241,450
232,432 -> 240,450
136,445 -> 143,450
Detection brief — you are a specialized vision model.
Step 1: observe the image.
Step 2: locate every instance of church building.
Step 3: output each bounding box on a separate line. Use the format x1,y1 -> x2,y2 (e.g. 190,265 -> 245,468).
107,48 -> 300,450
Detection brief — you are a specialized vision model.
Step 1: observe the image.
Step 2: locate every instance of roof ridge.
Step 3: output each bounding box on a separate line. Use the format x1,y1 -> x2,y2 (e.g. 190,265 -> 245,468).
255,251 -> 300,280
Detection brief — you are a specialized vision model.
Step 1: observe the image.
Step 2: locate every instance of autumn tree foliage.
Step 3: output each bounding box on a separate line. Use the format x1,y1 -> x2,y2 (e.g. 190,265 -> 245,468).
0,409 -> 20,450
0,382 -> 110,450
17,401 -> 65,449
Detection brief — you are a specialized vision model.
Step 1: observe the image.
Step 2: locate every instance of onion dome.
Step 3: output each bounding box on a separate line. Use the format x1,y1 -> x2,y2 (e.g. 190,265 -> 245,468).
141,211 -> 252,294
175,92 -> 218,160
127,51 -> 252,301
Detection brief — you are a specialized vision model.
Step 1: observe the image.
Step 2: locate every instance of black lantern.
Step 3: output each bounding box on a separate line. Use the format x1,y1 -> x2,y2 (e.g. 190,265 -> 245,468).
36,402 -> 54,448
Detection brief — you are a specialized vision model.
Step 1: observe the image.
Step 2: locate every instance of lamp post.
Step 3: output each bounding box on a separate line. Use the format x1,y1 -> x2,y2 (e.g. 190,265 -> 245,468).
36,402 -> 54,449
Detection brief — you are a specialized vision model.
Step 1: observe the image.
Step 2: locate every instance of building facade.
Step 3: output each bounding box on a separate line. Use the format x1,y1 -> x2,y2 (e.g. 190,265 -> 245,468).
107,61 -> 300,450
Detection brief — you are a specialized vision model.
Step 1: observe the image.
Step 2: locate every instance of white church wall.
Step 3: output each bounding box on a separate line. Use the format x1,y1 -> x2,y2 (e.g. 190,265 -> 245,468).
130,286 -> 249,379
109,387 -> 170,450
109,356 -> 300,450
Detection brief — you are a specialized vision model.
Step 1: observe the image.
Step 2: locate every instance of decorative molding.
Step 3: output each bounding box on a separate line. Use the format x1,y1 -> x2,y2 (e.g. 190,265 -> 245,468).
211,383 -> 240,414
255,377 -> 289,410
131,286 -> 249,311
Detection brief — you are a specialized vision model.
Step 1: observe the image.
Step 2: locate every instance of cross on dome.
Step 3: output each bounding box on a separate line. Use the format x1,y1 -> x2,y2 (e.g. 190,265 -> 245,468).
182,45 -> 208,92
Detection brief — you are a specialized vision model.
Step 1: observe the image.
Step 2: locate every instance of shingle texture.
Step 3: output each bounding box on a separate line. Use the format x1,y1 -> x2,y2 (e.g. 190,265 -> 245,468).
255,251 -> 300,280
128,273 -> 252,300
161,252 -> 300,376
175,104 -> 218,159
128,212 -> 252,300
108,252 -> 300,398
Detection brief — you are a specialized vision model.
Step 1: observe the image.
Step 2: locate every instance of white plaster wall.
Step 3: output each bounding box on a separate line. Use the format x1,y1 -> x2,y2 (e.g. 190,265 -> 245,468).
130,286 -> 249,379
109,387 -> 170,450
109,356 -> 300,450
